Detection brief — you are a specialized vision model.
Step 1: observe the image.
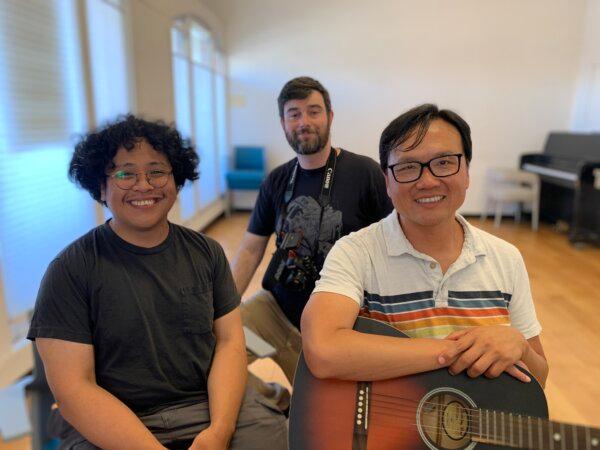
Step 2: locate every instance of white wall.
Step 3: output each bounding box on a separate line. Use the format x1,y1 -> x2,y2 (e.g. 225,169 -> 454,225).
205,0 -> 587,213
570,0 -> 600,131
128,0 -> 228,229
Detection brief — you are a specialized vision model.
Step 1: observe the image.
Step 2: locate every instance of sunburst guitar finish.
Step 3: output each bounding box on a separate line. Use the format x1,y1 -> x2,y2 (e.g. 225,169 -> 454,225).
289,317 -> 600,450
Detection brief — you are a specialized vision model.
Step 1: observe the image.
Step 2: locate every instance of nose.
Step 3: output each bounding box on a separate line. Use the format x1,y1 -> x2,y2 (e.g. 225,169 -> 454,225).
415,166 -> 440,189
132,173 -> 154,191
297,113 -> 311,128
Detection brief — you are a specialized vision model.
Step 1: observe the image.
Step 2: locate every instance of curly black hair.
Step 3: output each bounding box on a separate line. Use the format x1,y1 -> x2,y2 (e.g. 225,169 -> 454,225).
69,115 -> 199,203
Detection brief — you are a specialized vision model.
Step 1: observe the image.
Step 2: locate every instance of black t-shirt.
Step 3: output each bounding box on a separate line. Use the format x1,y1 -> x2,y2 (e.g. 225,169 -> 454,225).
27,222 -> 240,415
248,149 -> 393,328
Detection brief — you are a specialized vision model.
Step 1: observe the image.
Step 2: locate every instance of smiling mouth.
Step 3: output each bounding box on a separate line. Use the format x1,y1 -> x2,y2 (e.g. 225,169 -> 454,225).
415,195 -> 445,204
129,199 -> 158,207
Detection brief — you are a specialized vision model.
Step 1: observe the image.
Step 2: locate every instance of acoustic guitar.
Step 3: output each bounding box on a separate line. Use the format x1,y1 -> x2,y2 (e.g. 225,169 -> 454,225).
289,316 -> 600,449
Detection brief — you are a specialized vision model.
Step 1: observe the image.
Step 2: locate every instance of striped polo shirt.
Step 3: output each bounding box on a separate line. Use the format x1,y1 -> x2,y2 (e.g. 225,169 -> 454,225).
314,212 -> 541,340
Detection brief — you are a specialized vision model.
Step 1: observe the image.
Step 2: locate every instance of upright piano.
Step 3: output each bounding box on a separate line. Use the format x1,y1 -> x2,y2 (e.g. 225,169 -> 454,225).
520,132 -> 600,245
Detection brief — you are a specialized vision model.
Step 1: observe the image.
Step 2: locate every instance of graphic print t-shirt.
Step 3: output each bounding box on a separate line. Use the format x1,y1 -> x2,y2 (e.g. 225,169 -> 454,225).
248,149 -> 393,328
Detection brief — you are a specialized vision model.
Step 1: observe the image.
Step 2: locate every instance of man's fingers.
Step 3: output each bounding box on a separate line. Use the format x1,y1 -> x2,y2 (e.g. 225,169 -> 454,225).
484,361 -> 510,379
515,360 -> 530,371
438,334 -> 475,365
466,353 -> 496,378
444,329 -> 469,341
504,364 -> 531,383
448,346 -> 482,375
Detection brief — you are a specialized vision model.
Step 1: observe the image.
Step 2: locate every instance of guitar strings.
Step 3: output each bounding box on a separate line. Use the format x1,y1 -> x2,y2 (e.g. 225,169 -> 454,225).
367,394 -> 593,441
369,393 -> 482,422
307,391 -> 586,445
366,404 -> 556,444
370,391 -> 542,418
363,412 -> 591,449
363,397 -> 569,442
368,395 -> 546,429
366,393 -> 555,431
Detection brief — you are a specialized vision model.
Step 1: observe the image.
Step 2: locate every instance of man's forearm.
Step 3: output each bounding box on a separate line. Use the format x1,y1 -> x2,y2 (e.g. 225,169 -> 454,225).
231,246 -> 264,295
57,383 -> 164,450
522,342 -> 549,388
205,337 -> 248,440
304,328 -> 459,381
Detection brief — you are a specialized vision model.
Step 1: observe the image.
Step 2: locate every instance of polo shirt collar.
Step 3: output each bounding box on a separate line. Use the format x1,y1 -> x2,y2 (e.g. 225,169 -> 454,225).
382,211 -> 416,257
382,212 -> 487,258
456,214 -> 487,257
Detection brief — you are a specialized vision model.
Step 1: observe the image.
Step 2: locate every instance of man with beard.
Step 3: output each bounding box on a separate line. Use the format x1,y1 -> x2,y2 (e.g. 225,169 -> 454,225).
231,76 -> 393,411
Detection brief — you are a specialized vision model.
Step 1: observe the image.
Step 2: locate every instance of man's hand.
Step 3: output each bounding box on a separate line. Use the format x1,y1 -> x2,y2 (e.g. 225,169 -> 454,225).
438,326 -> 531,383
189,426 -> 231,450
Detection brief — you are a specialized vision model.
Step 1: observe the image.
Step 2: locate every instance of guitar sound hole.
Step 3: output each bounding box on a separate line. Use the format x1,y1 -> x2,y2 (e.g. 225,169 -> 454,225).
417,388 -> 476,450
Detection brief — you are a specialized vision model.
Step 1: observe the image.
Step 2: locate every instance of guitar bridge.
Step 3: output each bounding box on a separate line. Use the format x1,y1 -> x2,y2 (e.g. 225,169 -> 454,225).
353,382 -> 371,450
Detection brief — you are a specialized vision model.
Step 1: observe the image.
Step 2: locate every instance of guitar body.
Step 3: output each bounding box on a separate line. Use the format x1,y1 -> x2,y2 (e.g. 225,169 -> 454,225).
289,317 -> 548,450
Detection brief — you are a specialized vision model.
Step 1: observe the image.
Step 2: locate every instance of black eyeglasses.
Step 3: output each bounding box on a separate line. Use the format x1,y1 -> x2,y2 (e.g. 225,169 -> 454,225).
388,153 -> 463,183
107,168 -> 173,190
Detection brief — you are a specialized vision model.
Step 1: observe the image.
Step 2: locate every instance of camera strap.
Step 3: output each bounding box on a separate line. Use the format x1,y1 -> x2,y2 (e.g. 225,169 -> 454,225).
278,148 -> 338,247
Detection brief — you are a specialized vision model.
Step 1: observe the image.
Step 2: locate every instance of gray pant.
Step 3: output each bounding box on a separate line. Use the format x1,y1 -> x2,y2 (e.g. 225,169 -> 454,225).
241,290 -> 302,412
54,388 -> 288,450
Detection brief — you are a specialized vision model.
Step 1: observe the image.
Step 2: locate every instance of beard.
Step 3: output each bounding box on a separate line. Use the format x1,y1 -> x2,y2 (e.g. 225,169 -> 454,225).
285,120 -> 332,155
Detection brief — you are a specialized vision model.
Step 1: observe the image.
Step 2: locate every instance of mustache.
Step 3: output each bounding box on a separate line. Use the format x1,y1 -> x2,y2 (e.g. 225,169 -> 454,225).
294,127 -> 315,136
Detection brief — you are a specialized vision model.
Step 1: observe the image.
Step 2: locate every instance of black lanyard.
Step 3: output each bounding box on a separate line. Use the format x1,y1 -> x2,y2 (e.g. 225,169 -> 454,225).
277,148 -> 338,246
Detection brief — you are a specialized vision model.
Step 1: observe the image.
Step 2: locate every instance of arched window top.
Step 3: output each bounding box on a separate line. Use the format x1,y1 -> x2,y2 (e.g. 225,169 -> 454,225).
171,16 -> 223,70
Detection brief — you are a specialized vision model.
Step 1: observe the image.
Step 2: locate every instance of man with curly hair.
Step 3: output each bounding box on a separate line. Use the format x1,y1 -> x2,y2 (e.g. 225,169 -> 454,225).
27,115 -> 287,450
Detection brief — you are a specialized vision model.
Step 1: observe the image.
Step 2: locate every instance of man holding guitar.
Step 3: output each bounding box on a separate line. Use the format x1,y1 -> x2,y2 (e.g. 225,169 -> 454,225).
301,104 -> 549,389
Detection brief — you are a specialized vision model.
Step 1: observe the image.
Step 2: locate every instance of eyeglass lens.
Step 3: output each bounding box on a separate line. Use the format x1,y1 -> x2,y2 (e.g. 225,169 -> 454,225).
111,169 -> 171,190
391,154 -> 461,183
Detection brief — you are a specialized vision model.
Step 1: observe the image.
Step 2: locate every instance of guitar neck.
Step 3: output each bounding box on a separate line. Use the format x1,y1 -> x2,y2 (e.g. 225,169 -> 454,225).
472,408 -> 600,449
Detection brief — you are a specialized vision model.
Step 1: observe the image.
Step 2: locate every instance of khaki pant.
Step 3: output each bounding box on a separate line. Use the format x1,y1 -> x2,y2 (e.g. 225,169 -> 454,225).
241,290 -> 302,411
55,388 -> 287,450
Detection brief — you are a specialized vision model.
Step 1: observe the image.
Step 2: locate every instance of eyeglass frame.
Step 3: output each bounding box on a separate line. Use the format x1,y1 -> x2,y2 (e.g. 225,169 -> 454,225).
106,167 -> 174,190
387,153 -> 464,183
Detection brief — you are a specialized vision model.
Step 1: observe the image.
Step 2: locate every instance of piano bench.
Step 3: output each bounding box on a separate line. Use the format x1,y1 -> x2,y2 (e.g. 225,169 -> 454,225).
481,168 -> 540,230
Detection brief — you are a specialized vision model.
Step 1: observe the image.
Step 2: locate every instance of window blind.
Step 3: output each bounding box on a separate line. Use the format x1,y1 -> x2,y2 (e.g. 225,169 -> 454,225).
0,0 -> 96,319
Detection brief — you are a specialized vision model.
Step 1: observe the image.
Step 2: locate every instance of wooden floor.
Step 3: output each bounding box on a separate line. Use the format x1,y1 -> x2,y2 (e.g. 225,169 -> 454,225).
3,212 -> 599,448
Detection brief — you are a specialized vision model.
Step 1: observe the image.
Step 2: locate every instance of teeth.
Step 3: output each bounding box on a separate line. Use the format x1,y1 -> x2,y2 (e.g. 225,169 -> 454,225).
416,196 -> 444,204
130,199 -> 156,206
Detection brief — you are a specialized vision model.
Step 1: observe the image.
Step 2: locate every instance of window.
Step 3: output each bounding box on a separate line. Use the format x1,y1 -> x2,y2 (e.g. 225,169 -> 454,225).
171,18 -> 228,222
572,64 -> 600,132
0,0 -> 131,327
0,0 -> 94,322
85,0 -> 132,125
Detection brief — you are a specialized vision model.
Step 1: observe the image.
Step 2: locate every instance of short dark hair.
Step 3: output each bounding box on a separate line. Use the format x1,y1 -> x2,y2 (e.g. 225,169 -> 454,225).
68,114 -> 199,204
277,76 -> 332,118
379,104 -> 472,170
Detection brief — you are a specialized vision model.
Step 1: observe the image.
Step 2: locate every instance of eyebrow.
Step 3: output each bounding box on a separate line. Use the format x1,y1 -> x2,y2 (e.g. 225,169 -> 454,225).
112,161 -> 170,170
285,104 -> 323,114
394,150 -> 459,163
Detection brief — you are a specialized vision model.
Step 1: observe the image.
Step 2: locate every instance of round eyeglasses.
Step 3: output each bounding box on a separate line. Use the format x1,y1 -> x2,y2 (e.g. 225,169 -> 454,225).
107,168 -> 173,190
388,154 -> 463,183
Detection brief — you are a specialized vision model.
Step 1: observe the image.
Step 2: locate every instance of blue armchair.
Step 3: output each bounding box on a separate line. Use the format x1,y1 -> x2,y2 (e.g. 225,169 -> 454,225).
225,146 -> 266,213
